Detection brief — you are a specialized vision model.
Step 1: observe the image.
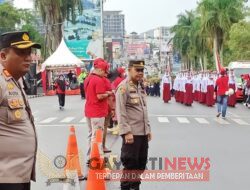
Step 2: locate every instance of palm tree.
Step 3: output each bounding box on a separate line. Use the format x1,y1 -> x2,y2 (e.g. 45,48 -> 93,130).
171,11 -> 194,70
172,10 -> 208,70
198,0 -> 244,70
34,0 -> 83,56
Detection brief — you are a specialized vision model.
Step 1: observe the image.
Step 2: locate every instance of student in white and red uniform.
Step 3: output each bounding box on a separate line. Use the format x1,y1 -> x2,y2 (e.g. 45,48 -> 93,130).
179,73 -> 185,104
228,72 -> 237,107
162,72 -> 172,103
206,73 -> 215,107
184,73 -> 194,106
193,74 -> 199,101
199,73 -> 207,104
173,74 -> 180,102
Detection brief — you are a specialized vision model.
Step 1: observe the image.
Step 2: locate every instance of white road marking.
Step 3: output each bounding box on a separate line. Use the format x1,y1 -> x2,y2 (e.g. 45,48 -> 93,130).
195,118 -> 209,124
214,118 -> 230,125
158,117 -> 169,123
177,117 -> 190,123
40,117 -> 57,124
60,117 -> 75,123
227,111 -> 240,118
79,117 -> 87,123
231,119 -> 249,125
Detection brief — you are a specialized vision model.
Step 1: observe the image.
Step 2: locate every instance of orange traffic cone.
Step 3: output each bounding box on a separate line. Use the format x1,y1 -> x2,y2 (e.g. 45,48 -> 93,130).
64,126 -> 83,177
86,141 -> 106,190
95,128 -> 103,143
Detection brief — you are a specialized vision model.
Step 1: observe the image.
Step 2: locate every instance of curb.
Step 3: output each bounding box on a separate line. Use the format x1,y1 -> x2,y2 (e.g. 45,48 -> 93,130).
27,94 -> 45,99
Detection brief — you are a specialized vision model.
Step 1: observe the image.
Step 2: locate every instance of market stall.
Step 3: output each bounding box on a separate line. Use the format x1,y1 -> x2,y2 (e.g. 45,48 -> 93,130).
41,39 -> 83,95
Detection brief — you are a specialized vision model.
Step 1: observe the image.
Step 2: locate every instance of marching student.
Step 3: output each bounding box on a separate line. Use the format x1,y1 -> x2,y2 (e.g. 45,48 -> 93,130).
162,71 -> 172,103
206,73 -> 215,107
228,73 -> 237,107
184,73 -> 194,106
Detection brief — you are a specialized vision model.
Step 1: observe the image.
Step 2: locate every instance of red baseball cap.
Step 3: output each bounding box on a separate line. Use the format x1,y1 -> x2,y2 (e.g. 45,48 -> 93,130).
220,68 -> 226,75
94,58 -> 109,73
117,67 -> 125,75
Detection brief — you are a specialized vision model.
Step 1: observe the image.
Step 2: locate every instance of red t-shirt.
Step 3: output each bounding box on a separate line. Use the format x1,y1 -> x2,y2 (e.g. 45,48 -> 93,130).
55,80 -> 66,94
84,74 -> 108,118
104,77 -> 112,91
112,77 -> 124,90
104,77 -> 117,112
216,76 -> 229,96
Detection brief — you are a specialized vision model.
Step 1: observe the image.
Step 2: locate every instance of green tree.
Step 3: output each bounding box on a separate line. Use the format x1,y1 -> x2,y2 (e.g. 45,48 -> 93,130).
22,24 -> 45,53
198,0 -> 244,70
171,11 -> 194,70
0,4 -> 44,56
0,3 -> 21,33
34,0 -> 83,56
171,11 -> 210,70
227,21 -> 250,61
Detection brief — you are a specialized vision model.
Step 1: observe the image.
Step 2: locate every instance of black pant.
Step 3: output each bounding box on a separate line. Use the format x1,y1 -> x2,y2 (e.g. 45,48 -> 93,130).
80,83 -> 85,98
246,95 -> 250,104
0,183 -> 30,190
58,94 -> 65,107
121,135 -> 148,190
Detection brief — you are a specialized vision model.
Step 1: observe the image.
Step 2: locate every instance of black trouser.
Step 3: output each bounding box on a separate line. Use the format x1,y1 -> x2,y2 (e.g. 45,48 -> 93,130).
246,95 -> 250,104
80,83 -> 85,98
243,89 -> 247,102
0,183 -> 30,190
58,94 -> 65,107
121,135 -> 148,190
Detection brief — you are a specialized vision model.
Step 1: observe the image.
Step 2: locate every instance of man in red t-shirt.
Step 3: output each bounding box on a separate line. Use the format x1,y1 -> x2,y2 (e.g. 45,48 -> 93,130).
215,69 -> 229,118
84,58 -> 111,163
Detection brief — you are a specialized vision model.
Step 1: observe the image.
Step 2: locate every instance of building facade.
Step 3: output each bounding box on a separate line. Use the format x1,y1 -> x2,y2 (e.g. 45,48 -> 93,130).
103,11 -> 125,39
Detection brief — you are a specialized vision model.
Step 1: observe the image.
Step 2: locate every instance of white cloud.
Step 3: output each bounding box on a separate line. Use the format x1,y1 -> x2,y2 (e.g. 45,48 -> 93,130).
14,0 -> 33,9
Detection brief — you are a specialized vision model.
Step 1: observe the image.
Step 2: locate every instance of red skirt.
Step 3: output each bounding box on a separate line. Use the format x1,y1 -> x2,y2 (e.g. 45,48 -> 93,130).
163,83 -> 171,102
184,84 -> 193,105
206,85 -> 215,106
228,84 -> 236,107
179,91 -> 184,103
175,90 -> 180,102
193,90 -> 199,101
199,92 -> 206,104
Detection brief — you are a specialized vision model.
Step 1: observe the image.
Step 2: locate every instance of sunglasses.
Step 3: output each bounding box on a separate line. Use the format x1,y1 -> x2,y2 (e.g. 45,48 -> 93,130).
135,68 -> 144,73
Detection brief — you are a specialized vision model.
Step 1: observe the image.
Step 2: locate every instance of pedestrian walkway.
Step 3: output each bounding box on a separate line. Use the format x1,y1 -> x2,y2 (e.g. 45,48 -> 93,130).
35,115 -> 250,127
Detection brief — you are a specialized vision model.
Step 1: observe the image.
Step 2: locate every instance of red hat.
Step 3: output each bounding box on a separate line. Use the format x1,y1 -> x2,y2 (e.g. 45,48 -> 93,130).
243,74 -> 250,80
94,58 -> 109,72
220,68 -> 226,75
117,67 -> 125,75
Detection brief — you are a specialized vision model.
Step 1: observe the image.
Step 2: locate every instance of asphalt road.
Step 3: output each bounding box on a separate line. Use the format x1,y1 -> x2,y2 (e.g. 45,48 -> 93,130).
29,95 -> 250,190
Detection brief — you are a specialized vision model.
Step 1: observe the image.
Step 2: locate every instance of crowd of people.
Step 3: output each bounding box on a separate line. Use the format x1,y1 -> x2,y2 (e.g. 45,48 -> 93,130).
145,77 -> 161,97
161,68 -> 250,118
83,58 -> 152,190
1,30 -> 250,190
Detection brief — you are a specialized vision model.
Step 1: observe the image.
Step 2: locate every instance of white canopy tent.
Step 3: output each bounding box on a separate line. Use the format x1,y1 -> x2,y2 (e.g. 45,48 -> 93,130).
42,38 -> 82,70
41,38 -> 83,94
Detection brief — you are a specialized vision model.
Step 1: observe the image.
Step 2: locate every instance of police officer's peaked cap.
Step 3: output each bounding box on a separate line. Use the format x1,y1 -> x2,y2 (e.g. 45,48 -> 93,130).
0,31 -> 41,50
128,60 -> 145,68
